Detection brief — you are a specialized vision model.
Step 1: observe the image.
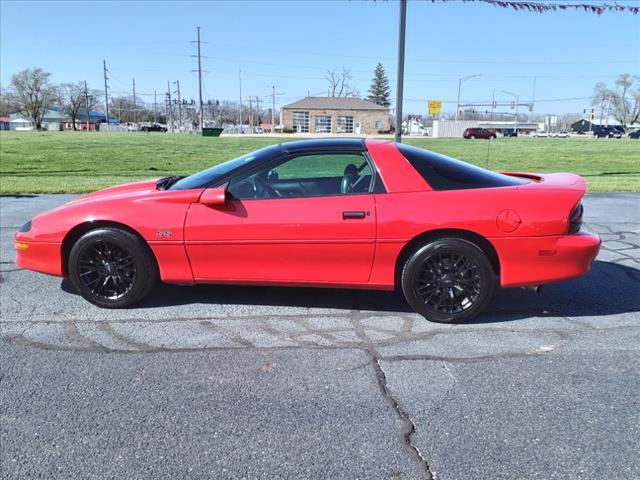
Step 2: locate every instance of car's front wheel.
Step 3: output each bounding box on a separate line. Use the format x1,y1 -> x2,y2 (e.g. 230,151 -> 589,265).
69,228 -> 158,308
401,238 -> 496,323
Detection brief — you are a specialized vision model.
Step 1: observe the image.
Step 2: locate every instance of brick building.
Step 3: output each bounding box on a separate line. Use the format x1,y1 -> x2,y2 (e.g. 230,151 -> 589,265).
281,97 -> 389,135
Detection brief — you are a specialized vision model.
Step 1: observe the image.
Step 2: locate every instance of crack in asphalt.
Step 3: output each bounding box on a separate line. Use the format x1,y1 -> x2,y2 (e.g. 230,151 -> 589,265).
370,350 -> 435,479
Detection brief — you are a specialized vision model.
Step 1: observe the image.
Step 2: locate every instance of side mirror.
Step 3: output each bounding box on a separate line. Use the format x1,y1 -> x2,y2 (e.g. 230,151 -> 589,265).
199,184 -> 227,206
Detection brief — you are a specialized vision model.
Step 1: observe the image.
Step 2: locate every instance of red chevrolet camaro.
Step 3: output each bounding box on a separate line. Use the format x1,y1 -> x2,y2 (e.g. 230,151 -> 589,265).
15,139 -> 601,323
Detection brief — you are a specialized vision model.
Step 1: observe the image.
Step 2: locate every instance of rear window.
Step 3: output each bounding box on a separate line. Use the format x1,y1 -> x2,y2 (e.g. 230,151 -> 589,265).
397,144 -> 528,191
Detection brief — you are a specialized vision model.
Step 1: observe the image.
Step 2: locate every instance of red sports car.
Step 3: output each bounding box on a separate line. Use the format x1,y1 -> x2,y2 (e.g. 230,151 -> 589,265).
14,139 -> 600,323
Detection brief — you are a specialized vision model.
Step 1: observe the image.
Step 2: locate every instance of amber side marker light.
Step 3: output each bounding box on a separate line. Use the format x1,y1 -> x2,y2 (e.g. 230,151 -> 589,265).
15,242 -> 30,250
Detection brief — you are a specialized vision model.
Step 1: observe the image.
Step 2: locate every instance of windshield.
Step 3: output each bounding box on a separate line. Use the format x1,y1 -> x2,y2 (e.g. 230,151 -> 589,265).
169,144 -> 284,190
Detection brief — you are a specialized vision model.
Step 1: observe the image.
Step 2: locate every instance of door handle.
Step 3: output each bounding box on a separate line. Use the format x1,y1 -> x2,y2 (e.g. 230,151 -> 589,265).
343,211 -> 367,219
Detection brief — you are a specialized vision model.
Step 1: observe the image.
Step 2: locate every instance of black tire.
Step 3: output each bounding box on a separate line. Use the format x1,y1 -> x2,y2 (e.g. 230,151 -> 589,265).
69,228 -> 158,308
401,238 -> 496,323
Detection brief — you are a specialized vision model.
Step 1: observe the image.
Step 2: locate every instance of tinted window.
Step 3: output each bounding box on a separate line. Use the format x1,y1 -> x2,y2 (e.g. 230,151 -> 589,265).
227,152 -> 374,200
170,144 -> 283,190
397,144 -> 528,190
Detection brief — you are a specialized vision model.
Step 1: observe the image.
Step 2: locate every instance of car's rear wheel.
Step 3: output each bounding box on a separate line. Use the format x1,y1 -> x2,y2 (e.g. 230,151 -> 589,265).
69,228 -> 158,308
401,238 -> 495,323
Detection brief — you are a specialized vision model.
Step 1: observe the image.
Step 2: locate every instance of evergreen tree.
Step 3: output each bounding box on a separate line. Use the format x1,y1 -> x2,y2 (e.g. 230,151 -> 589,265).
367,63 -> 391,107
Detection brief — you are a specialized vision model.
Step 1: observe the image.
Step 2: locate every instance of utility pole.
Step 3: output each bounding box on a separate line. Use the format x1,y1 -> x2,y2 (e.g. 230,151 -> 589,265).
103,60 -> 109,125
196,27 -> 204,131
84,80 -> 90,131
455,78 -> 462,122
255,96 -> 261,127
132,78 -> 136,124
271,86 -> 276,134
394,0 -> 406,143
167,81 -> 173,133
238,67 -> 243,131
455,74 -> 482,122
503,90 -> 519,136
175,80 -> 182,130
154,90 -> 158,123
249,97 -> 253,133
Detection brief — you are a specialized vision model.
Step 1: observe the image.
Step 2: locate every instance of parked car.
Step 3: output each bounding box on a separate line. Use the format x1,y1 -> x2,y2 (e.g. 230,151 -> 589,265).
14,139 -> 600,324
141,123 -> 168,132
628,129 -> 640,139
550,131 -> 569,138
530,131 -> 548,138
593,126 -> 623,138
463,128 -> 496,139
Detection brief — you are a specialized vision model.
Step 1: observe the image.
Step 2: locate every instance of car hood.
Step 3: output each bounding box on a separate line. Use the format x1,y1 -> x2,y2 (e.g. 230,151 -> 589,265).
65,178 -> 161,206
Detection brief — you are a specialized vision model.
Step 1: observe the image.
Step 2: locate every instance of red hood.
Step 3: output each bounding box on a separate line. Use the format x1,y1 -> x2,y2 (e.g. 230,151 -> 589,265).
66,178 -> 160,205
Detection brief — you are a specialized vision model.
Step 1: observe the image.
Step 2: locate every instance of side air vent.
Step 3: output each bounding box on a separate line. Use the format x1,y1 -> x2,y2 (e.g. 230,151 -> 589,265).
568,202 -> 583,234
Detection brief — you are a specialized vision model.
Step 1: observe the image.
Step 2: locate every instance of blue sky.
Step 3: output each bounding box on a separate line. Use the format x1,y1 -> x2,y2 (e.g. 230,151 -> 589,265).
1,0 -> 638,115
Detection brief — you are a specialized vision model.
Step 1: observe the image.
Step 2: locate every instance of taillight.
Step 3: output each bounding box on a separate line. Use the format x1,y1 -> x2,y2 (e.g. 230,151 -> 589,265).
568,202 -> 583,234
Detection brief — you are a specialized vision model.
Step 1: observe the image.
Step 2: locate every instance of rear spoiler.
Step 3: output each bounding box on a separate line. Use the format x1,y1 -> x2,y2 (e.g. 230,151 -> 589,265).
502,172 -> 586,192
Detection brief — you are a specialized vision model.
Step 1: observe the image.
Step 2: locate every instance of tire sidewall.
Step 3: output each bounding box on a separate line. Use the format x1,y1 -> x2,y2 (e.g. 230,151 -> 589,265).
69,228 -> 157,308
401,238 -> 496,323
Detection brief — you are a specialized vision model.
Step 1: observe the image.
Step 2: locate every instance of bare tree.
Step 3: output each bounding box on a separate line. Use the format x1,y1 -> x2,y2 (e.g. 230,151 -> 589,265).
9,68 -> 57,129
325,67 -> 359,98
59,82 -> 85,130
592,74 -> 640,126
0,86 -> 20,116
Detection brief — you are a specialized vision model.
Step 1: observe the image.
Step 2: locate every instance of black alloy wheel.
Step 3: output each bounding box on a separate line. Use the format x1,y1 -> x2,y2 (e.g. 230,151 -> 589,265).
77,240 -> 136,301
402,238 -> 495,323
69,228 -> 158,308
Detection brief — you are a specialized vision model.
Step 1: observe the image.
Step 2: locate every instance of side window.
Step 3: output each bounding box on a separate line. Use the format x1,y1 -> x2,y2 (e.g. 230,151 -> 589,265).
227,152 -> 375,200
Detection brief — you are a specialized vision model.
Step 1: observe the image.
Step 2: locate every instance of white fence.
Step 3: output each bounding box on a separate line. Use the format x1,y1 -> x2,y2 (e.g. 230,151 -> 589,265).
99,124 -> 130,132
432,120 -> 478,138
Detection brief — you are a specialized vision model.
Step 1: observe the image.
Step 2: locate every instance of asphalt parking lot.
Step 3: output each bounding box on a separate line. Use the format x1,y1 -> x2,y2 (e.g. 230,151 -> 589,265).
1,193 -> 639,480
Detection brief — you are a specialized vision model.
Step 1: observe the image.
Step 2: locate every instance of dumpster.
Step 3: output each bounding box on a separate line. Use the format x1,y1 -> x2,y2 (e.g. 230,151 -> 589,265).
202,127 -> 223,137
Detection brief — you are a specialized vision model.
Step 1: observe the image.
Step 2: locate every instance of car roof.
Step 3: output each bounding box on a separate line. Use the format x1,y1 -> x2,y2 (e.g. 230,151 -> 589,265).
279,138 -> 365,154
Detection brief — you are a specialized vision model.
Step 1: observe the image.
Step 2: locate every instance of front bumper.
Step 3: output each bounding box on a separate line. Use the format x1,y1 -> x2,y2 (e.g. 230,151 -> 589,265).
14,233 -> 63,277
491,230 -> 601,288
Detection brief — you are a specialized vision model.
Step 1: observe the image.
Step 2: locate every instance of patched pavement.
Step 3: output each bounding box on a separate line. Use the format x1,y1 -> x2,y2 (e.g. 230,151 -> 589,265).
1,193 -> 639,479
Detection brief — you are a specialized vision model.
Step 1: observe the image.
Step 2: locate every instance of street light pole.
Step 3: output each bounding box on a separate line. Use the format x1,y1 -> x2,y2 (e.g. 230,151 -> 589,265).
455,74 -> 481,122
503,90 -> 519,136
394,0 -> 407,143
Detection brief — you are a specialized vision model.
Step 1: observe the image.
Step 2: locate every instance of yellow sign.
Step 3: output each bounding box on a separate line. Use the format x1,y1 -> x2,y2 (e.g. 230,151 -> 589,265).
428,100 -> 442,115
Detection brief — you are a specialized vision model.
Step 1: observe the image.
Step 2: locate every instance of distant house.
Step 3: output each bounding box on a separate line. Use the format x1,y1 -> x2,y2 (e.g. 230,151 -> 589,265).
62,110 -> 119,131
8,114 -> 34,131
9,108 -> 66,131
281,97 -> 389,135
571,118 -> 623,134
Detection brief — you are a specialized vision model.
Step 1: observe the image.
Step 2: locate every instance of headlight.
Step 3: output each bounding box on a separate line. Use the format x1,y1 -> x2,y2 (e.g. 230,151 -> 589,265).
18,220 -> 32,232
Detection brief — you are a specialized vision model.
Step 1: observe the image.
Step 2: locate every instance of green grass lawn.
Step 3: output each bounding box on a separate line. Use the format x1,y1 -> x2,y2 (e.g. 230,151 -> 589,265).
1,131 -> 638,193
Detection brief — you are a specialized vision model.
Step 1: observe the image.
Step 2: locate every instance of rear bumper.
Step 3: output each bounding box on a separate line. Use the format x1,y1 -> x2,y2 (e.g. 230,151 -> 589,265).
14,234 -> 63,277
492,230 -> 601,288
